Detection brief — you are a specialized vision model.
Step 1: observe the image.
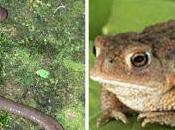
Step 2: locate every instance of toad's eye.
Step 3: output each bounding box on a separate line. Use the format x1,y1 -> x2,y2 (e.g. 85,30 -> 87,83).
130,52 -> 150,67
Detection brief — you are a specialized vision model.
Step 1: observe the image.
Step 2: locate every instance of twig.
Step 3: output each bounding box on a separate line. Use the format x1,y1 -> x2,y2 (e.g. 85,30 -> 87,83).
54,3 -> 66,13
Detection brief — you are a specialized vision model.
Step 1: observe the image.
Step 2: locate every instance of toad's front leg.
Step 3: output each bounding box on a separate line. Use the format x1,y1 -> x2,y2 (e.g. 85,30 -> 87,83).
138,112 -> 175,127
97,87 -> 129,127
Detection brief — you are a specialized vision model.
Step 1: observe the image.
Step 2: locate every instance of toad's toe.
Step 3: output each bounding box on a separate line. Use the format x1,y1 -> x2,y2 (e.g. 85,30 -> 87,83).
111,110 -> 128,124
96,111 -> 111,128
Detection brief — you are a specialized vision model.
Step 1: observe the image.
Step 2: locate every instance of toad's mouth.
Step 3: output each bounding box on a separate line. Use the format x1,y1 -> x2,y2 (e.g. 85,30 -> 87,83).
90,75 -> 157,93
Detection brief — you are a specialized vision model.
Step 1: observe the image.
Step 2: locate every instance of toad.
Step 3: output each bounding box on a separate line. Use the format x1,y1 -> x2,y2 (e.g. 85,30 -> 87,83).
90,20 -> 175,127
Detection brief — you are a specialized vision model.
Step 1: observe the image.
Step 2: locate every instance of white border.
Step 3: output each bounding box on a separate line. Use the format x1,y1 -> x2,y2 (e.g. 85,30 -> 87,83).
85,0 -> 89,129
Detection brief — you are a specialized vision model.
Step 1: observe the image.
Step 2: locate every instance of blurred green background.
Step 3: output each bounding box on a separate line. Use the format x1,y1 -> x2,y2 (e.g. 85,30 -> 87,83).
89,0 -> 175,130
0,0 -> 84,130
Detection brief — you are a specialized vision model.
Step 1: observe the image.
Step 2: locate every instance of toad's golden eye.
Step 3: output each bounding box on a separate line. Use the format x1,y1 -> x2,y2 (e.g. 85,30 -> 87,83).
131,52 -> 149,67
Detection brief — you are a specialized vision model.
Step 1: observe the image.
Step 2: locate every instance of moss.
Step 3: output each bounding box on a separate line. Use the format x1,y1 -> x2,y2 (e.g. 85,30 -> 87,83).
0,0 -> 84,129
56,103 -> 85,130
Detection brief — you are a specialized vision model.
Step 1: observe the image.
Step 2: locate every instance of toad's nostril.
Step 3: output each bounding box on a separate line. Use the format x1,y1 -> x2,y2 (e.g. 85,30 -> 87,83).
108,59 -> 114,63
105,58 -> 114,64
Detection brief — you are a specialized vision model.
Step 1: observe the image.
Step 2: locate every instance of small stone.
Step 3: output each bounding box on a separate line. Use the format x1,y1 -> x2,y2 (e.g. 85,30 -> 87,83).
0,6 -> 8,21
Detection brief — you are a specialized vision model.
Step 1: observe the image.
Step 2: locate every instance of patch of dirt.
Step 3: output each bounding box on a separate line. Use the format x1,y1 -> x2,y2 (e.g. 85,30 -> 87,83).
0,78 -> 24,100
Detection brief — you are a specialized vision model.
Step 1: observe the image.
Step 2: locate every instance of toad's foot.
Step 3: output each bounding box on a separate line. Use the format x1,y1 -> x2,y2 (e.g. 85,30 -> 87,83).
138,112 -> 175,127
97,109 -> 128,128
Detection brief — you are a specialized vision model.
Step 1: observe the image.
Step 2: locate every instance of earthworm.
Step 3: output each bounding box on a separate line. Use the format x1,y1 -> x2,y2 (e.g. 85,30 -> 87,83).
0,96 -> 64,130
0,6 -> 8,21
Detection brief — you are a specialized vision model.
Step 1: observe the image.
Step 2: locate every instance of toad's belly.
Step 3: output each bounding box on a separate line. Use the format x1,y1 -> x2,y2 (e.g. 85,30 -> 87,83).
105,85 -> 157,112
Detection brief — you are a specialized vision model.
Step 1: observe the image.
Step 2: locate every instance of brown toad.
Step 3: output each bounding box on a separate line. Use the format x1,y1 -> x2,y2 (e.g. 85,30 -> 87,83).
90,20 -> 175,127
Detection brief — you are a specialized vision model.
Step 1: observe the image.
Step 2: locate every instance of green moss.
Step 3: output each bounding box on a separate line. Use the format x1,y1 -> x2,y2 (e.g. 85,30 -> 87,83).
0,112 -> 12,129
0,0 -> 84,129
56,103 -> 85,130
63,59 -> 84,72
